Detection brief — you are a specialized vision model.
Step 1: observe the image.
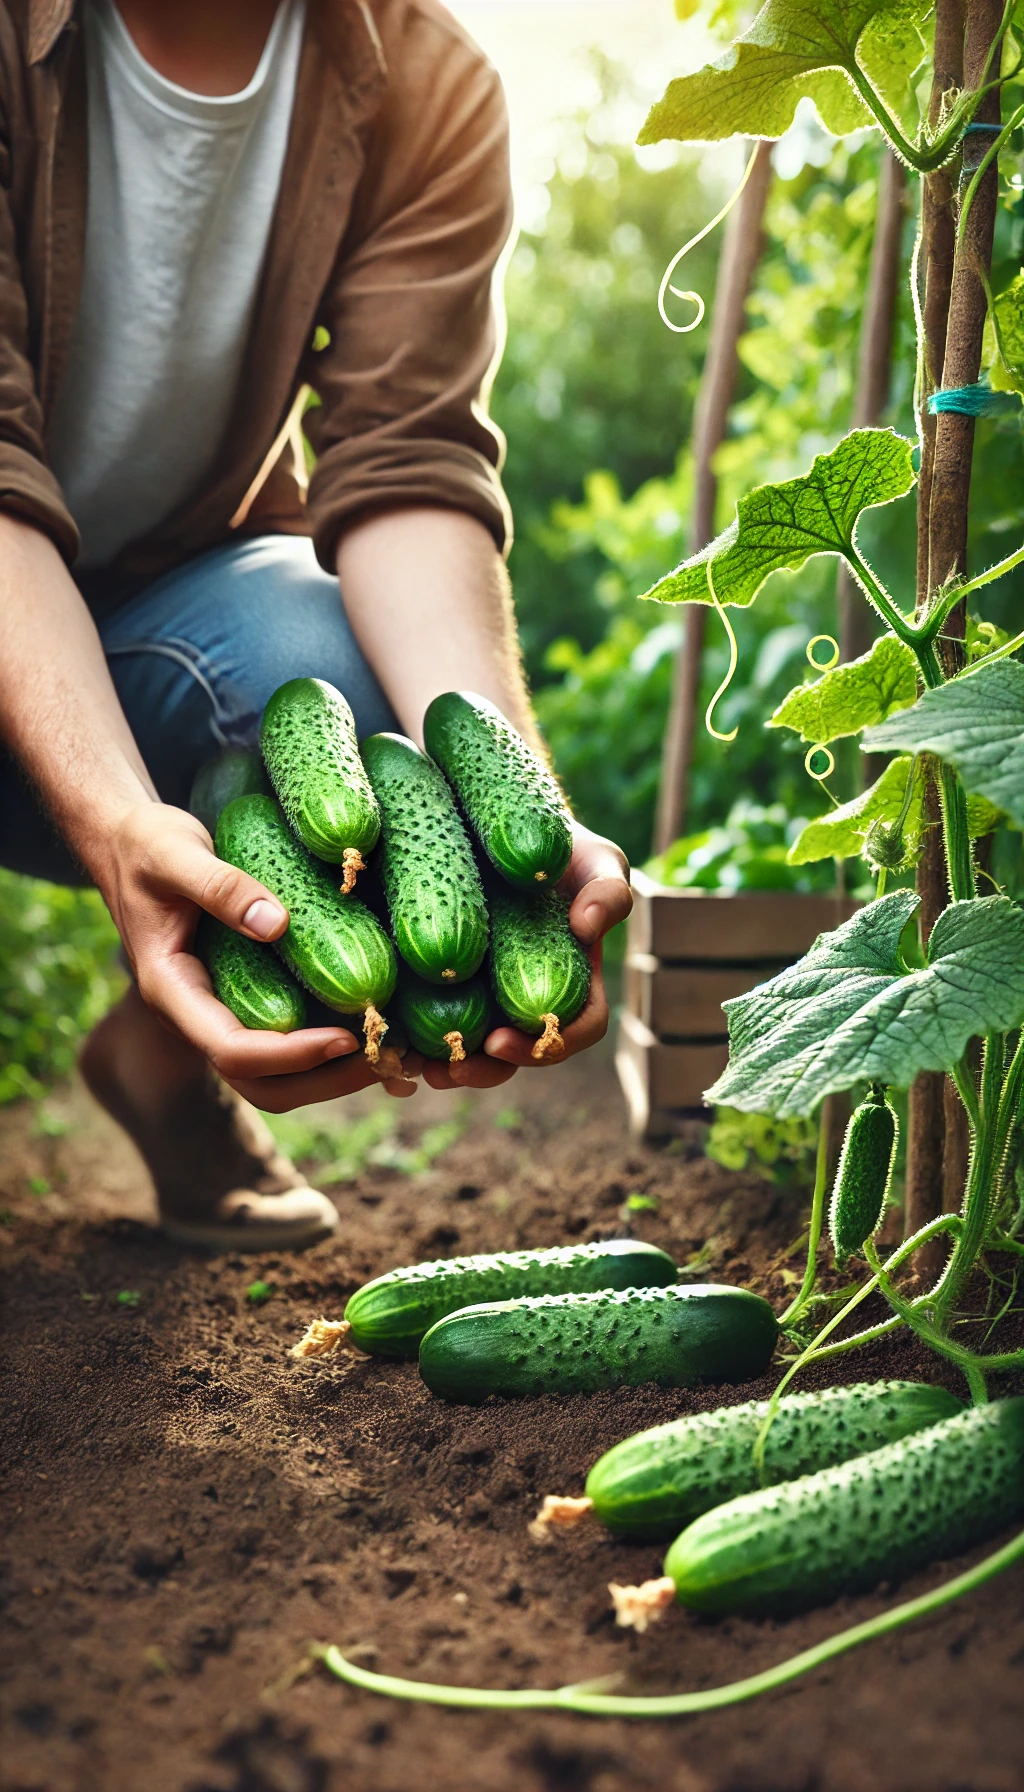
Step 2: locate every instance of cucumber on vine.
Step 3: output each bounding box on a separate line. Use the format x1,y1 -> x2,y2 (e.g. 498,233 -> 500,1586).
829,1086 -> 898,1261
261,678 -> 380,890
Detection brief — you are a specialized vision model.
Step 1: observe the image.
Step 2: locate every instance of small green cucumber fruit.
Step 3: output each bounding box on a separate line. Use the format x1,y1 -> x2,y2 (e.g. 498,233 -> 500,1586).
585,1381 -> 963,1540
189,748 -> 271,839
215,794 -> 396,1057
418,1283 -> 778,1402
396,971 -> 490,1063
423,691 -> 572,890
196,915 -> 306,1033
829,1086 -> 898,1261
489,886 -> 590,1060
361,732 -> 488,983
664,1397 -> 1024,1616
260,678 -> 380,888
343,1241 -> 678,1359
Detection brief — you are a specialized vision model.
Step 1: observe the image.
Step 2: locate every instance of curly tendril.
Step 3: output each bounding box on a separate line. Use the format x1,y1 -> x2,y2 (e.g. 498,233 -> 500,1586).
804,745 -> 836,782
704,566 -> 739,743
657,144 -> 761,335
807,633 -> 840,671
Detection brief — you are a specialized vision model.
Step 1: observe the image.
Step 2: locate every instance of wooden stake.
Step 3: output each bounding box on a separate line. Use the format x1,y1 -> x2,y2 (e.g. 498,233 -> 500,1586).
653,140 -> 774,855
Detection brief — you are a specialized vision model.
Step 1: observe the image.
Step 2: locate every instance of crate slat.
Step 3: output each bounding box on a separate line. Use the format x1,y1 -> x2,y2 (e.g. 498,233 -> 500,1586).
627,868 -> 859,961
624,954 -> 769,1036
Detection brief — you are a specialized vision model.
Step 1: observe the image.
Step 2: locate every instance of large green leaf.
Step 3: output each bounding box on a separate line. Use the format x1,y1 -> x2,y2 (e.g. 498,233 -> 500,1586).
638,0 -> 926,146
863,660 -> 1024,829
643,430 -> 915,607
787,755 -> 923,863
982,271 -> 1024,398
769,632 -> 918,743
706,892 -> 1024,1115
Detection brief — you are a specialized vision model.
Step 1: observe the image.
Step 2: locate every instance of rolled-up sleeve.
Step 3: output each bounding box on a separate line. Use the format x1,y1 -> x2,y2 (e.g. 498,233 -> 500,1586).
304,13 -> 514,568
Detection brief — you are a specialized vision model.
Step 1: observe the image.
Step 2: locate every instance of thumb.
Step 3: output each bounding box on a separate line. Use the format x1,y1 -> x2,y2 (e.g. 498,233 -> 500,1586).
155,825 -> 289,942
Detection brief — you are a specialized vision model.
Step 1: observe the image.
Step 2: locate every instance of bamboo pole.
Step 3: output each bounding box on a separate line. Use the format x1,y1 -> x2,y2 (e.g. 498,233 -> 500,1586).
653,140 -> 774,856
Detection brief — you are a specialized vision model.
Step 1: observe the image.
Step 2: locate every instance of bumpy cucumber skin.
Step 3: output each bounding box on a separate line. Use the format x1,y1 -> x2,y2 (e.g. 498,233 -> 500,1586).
396,972 -> 490,1061
196,915 -> 306,1033
829,1090 -> 898,1259
585,1381 -> 963,1540
216,795 -> 396,1014
346,1240 -> 678,1359
423,691 -> 572,890
665,1397 -> 1024,1616
361,733 -> 488,982
489,886 -> 590,1035
261,678 -> 381,864
189,748 -> 271,838
418,1283 -> 778,1400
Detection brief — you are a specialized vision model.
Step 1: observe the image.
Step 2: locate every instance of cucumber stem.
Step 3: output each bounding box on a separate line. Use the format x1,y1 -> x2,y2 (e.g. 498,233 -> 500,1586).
444,1031 -> 466,1064
290,1318 -> 353,1358
363,1004 -> 388,1064
340,848 -> 365,895
528,1495 -> 594,1541
608,1577 -> 677,1633
372,1045 -> 412,1082
532,1013 -> 565,1061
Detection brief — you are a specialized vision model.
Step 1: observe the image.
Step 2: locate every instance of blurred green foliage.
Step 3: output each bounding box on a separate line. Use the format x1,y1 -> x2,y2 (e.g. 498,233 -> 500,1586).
645,797 -> 839,893
0,869 -> 125,1105
706,1106 -> 818,1184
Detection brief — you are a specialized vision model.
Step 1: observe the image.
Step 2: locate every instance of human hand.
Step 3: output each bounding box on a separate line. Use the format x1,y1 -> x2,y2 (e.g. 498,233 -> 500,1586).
420,820 -> 631,1092
98,801 -> 421,1111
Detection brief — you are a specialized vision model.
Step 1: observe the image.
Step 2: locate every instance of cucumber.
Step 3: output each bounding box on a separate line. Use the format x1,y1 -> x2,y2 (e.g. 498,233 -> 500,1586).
215,794 -> 396,1055
260,678 -> 380,889
585,1381 -> 963,1540
489,886 -> 590,1060
423,691 -> 572,890
664,1397 -> 1024,1616
361,733 -> 488,983
195,914 -> 306,1033
396,970 -> 490,1062
418,1283 -> 778,1401
189,748 -> 271,838
829,1087 -> 898,1261
345,1240 -> 679,1359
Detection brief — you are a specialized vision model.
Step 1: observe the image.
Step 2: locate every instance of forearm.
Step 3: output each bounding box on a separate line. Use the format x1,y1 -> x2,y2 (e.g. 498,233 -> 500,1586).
335,506 -> 545,755
0,515 -> 157,877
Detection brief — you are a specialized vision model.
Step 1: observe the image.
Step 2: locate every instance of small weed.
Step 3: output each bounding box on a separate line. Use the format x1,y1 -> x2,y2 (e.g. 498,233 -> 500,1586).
268,1102 -> 469,1182
246,1280 -> 274,1306
116,1290 -> 142,1309
28,1176 -> 50,1197
493,1106 -> 522,1131
625,1192 -> 659,1213
34,1108 -> 70,1139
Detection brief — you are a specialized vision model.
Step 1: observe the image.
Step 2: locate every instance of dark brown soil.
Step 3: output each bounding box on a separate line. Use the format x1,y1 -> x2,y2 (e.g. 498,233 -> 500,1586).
2,1049 -> 1024,1792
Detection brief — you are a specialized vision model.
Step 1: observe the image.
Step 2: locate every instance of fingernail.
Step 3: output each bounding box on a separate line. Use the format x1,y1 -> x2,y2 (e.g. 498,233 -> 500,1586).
324,1035 -> 358,1059
578,902 -> 603,941
242,899 -> 284,940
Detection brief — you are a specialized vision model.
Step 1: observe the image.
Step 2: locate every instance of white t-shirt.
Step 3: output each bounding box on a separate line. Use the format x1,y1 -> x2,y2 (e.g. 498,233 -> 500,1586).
49,0 -> 305,569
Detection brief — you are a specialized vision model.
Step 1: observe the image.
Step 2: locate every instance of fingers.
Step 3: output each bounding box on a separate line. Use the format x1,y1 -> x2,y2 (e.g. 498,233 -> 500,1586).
227,1045 -> 425,1112
421,1055 -> 519,1092
560,825 -> 632,948
131,806 -> 289,942
483,952 -> 608,1069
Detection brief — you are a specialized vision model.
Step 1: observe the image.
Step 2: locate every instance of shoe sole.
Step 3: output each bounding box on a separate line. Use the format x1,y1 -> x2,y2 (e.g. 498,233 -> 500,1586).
161,1212 -> 339,1254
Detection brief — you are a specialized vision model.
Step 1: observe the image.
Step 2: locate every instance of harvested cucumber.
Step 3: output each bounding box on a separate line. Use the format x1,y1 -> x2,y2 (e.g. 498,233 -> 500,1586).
196,915 -> 306,1033
423,691 -> 572,890
189,748 -> 271,838
396,970 -> 490,1063
344,1240 -> 678,1359
829,1087 -> 898,1260
361,732 -> 488,983
490,886 -> 590,1060
418,1283 -> 778,1401
665,1397 -> 1024,1615
585,1381 -> 962,1540
261,678 -> 380,888
216,794 -> 396,1056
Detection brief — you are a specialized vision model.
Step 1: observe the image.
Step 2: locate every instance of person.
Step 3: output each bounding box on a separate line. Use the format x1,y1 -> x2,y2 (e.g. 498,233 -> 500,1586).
0,0 -> 631,1251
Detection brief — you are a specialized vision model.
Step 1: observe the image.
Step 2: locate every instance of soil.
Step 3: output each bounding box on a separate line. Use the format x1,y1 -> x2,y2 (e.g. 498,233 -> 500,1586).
2,1044 -> 1024,1792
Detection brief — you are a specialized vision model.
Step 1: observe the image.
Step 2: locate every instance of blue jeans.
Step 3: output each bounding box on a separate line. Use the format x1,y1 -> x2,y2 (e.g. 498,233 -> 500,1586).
0,536 -> 398,885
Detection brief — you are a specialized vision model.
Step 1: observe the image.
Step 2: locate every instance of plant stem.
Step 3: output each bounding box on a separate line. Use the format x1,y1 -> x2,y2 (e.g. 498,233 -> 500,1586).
864,1240 -> 989,1401
779,1109 -> 830,1327
314,1527 -> 1024,1715
934,1033 -> 1006,1321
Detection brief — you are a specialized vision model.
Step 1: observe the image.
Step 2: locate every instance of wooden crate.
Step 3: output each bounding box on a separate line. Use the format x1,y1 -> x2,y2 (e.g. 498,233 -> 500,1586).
616,870 -> 860,1140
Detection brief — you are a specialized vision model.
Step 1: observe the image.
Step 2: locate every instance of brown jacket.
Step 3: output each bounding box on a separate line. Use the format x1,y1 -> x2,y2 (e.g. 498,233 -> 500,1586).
0,0 -> 513,607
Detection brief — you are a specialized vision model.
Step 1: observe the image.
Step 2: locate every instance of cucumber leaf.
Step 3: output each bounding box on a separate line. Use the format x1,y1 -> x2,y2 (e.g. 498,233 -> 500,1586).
862,659 -> 1024,829
638,0 -> 926,147
787,755 -> 923,863
706,892 -> 1024,1115
643,430 -> 915,607
982,271 -> 1024,398
769,633 -> 918,743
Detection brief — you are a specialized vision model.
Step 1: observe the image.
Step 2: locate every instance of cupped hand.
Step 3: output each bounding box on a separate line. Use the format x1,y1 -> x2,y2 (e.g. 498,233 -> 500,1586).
98,800 -> 420,1111
420,820 -> 631,1092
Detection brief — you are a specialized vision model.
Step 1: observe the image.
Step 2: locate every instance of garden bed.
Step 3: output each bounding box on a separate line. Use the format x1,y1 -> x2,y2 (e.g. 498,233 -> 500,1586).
2,1051 -> 1023,1792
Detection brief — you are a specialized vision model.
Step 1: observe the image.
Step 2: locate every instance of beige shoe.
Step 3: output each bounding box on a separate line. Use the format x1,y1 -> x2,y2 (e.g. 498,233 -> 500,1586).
81,1020 -> 338,1254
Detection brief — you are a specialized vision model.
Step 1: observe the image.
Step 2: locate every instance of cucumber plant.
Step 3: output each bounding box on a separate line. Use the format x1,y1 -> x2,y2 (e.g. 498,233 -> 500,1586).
633,0 -> 1024,1405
